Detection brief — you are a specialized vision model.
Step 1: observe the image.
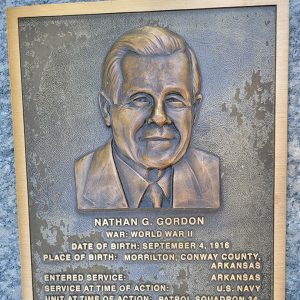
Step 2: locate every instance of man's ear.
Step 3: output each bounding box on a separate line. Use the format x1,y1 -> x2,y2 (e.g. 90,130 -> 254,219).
99,91 -> 113,127
192,93 -> 203,124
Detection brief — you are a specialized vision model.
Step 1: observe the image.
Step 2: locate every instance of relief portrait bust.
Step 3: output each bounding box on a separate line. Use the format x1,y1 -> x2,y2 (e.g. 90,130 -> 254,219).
75,26 -> 220,210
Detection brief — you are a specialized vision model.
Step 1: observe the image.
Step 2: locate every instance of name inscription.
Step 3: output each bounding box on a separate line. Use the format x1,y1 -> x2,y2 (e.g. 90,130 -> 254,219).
42,216 -> 263,300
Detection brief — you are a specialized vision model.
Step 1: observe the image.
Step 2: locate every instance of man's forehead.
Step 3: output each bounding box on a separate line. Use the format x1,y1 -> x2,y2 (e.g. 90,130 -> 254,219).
120,52 -> 191,93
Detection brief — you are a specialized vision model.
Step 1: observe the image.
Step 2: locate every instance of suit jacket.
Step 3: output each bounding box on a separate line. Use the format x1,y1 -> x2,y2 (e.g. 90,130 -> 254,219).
75,141 -> 220,210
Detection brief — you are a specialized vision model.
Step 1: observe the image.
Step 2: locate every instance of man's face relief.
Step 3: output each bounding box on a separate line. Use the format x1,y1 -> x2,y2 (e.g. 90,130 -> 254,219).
109,51 -> 195,170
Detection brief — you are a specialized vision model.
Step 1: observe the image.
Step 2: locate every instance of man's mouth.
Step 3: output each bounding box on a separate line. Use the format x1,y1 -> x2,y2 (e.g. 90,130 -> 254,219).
141,135 -> 175,141
137,124 -> 179,143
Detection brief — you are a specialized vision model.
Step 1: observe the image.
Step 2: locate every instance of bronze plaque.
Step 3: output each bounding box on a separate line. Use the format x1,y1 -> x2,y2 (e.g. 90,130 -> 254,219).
7,1 -> 288,300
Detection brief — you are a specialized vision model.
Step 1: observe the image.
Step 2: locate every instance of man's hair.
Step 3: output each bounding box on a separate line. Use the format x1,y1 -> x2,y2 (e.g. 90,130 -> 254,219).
101,26 -> 201,103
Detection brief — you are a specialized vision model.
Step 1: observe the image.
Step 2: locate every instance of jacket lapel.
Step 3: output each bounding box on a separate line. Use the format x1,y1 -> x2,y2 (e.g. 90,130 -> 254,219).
83,141 -> 128,209
173,148 -> 220,209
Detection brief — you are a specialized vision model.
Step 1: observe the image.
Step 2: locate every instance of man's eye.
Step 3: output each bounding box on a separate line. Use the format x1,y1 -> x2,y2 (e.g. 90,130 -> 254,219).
167,97 -> 182,103
134,97 -> 149,102
166,96 -> 185,107
131,96 -> 151,107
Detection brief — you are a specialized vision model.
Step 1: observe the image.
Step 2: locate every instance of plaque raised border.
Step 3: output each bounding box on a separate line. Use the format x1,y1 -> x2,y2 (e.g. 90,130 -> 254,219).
7,0 -> 288,299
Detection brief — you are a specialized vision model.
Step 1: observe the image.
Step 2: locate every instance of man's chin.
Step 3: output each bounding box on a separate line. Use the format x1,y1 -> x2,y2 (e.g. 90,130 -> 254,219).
140,154 -> 181,170
145,140 -> 174,152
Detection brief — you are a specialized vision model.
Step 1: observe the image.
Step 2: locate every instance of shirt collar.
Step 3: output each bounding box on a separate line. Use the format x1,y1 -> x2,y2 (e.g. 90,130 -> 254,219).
113,146 -> 172,208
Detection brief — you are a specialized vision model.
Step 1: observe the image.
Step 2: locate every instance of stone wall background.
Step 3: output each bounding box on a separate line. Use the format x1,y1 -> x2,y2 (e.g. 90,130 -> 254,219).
0,0 -> 299,299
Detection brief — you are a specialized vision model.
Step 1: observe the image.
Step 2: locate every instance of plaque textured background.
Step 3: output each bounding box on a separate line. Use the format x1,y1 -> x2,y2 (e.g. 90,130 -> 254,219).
20,6 -> 276,299
0,1 -> 299,299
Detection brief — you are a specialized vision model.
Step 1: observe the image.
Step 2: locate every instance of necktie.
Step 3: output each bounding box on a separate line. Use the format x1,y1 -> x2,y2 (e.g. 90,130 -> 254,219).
139,182 -> 165,208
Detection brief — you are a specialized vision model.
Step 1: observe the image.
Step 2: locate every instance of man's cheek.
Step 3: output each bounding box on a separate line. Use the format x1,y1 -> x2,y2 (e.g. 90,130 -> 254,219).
122,107 -> 148,121
168,108 -> 192,123
114,111 -> 146,142
125,110 -> 149,130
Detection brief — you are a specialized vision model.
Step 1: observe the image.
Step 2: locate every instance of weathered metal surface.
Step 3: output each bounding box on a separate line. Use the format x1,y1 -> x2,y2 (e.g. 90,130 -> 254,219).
19,7 -> 275,300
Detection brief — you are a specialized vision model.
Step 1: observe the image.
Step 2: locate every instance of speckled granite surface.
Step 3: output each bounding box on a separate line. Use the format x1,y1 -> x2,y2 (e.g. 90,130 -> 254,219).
286,1 -> 300,299
0,1 -> 299,299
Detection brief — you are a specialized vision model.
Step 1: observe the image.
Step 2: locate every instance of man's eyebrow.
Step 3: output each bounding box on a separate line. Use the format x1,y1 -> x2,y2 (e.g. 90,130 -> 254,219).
125,89 -> 154,97
129,92 -> 151,97
164,88 -> 190,100
166,92 -> 184,97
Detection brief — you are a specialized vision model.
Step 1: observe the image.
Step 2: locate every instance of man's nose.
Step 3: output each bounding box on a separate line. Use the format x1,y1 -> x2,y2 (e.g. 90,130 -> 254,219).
147,101 -> 172,127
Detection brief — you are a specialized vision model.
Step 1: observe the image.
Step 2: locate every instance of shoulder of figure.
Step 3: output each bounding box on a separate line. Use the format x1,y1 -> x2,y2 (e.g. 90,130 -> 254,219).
75,141 -> 111,172
75,150 -> 94,170
187,147 -> 220,166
